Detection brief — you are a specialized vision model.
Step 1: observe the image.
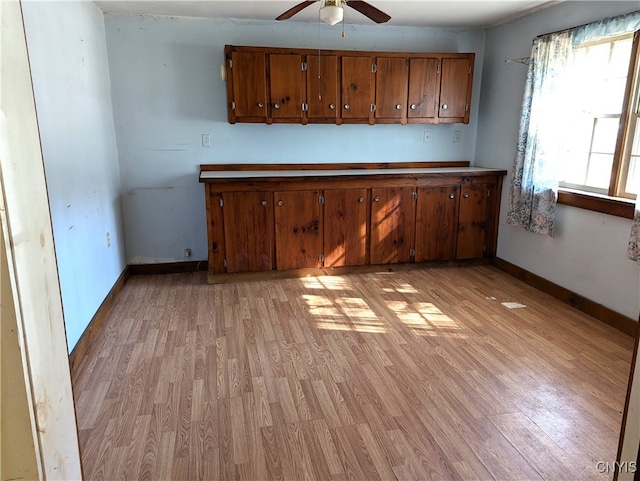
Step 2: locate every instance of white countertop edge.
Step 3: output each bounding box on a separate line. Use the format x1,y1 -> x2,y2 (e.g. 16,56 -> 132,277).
200,167 -> 502,180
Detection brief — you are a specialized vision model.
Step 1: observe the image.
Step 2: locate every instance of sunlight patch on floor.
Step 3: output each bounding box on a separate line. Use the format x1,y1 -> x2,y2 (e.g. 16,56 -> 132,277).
386,300 -> 468,338
301,278 -> 467,337
301,276 -> 354,291
304,293 -> 387,333
315,321 -> 387,333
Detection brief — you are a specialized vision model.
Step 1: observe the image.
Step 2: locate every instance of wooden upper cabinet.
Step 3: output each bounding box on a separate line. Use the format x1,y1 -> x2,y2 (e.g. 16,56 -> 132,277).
407,57 -> 438,121
228,50 -> 267,122
370,186 -> 416,265
274,190 -> 323,270
415,186 -> 459,261
374,57 -> 408,123
224,46 -> 474,125
323,188 -> 369,267
307,54 -> 339,122
269,54 -> 305,122
439,57 -> 473,123
457,184 -> 489,259
222,192 -> 274,273
341,56 -> 374,123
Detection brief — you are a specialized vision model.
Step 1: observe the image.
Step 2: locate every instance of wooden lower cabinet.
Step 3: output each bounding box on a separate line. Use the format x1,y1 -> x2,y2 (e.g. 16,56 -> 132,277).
222,191 -> 274,273
323,188 -> 369,267
457,184 -> 490,259
274,190 -> 323,270
200,164 -> 505,281
415,185 -> 459,261
370,186 -> 416,265
206,192 -> 226,274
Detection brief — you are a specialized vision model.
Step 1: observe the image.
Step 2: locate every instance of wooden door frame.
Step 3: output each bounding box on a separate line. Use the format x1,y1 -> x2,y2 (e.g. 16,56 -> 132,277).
616,318 -> 640,481
0,1 -> 82,478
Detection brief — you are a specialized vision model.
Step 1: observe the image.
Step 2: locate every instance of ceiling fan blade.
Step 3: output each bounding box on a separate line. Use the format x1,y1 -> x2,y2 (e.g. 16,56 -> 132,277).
276,1 -> 316,20
347,0 -> 391,23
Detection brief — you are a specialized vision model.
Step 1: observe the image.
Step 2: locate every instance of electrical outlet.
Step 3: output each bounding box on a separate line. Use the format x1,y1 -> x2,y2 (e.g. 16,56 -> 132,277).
202,133 -> 211,147
106,232 -> 111,247
453,130 -> 461,143
184,248 -> 192,257
422,130 -> 432,143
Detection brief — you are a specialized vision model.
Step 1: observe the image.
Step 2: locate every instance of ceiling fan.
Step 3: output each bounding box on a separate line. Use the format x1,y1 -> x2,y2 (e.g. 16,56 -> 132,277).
276,0 -> 391,26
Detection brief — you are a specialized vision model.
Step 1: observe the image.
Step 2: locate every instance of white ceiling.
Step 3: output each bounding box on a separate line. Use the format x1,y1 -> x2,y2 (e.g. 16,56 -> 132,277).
93,0 -> 562,28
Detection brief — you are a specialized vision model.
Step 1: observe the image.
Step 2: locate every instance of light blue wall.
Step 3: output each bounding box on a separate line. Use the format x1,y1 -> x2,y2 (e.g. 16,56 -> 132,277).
476,1 -> 640,320
103,15 -> 485,264
22,0 -> 127,350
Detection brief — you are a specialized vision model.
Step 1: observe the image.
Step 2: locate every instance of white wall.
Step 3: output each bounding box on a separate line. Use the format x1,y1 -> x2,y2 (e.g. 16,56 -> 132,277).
103,14 -> 485,264
22,0 -> 126,350
476,1 -> 640,320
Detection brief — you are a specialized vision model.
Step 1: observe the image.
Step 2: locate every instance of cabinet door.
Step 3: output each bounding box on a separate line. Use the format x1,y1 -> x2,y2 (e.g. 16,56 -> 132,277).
324,189 -> 369,267
231,51 -> 267,119
341,56 -> 374,121
307,54 -> 339,121
407,58 -> 438,121
370,187 -> 416,265
206,189 -> 226,274
439,57 -> 473,122
269,54 -> 305,121
374,57 -> 407,122
274,191 -> 323,270
415,186 -> 459,261
457,184 -> 488,259
222,192 -> 274,273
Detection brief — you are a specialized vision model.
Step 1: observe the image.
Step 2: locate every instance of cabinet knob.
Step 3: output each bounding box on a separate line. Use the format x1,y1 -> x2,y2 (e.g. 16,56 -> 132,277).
358,197 -> 365,203
396,104 -> 402,110
449,193 -> 455,199
274,103 -> 280,109
373,196 -> 380,202
261,200 -> 267,206
410,104 -> 417,110
441,104 -> 448,110
277,200 -> 284,206
463,192 -> 469,198
329,103 -> 335,110
258,102 -> 264,108
344,104 -> 350,110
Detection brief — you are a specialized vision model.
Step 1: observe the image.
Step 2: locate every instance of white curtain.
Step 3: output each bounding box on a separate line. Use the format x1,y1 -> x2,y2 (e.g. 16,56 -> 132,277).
505,31 -> 573,236
630,198 -> 640,262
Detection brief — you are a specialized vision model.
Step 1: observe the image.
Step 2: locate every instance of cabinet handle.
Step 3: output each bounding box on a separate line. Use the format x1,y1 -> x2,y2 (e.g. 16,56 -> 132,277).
373,196 -> 380,202
258,102 -> 264,108
344,104 -> 350,110
396,104 -> 402,110
277,200 -> 284,206
410,104 -> 417,110
441,104 -> 448,110
449,193 -> 455,199
463,192 -> 469,198
261,200 -> 267,207
329,103 -> 335,110
358,197 -> 365,203
274,103 -> 280,109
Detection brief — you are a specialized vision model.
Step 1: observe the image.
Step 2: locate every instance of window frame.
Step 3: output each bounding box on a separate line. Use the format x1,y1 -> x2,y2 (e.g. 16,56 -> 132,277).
558,29 -> 640,217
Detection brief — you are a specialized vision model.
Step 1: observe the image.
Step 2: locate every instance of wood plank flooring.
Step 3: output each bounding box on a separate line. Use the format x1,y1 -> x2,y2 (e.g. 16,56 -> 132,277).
72,266 -> 636,480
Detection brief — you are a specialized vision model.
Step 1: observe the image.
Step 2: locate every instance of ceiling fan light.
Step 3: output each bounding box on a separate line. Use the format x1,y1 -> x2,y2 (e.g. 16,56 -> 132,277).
320,4 -> 343,25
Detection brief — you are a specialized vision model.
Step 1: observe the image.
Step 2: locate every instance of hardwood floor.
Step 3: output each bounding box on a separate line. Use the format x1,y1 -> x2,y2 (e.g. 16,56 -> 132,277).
72,266 -> 635,481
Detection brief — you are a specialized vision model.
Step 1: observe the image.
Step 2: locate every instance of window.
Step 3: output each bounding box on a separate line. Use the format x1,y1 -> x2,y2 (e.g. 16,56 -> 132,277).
559,31 -> 640,200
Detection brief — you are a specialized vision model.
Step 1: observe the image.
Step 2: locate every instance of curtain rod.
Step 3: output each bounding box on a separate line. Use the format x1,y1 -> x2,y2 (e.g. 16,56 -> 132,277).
537,20 -> 591,39
537,10 -> 639,38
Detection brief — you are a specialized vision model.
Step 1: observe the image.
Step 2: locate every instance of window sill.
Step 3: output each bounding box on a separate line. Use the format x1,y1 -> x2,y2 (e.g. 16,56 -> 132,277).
557,189 -> 635,219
